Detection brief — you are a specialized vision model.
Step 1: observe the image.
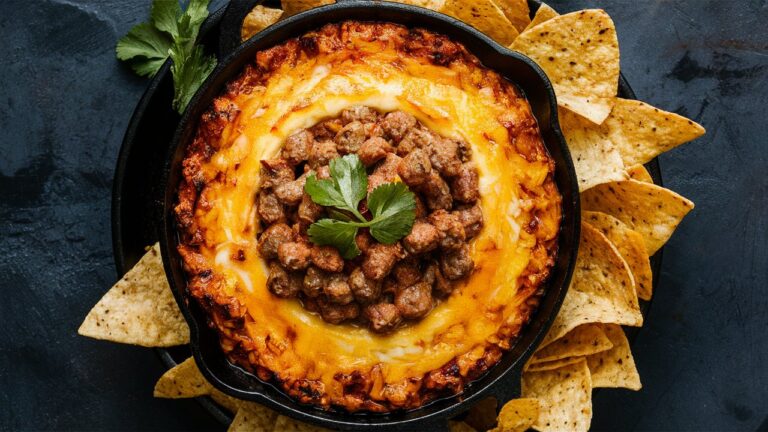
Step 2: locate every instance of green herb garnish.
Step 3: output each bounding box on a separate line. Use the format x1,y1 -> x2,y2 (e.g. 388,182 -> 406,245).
305,155 -> 416,259
116,0 -> 216,113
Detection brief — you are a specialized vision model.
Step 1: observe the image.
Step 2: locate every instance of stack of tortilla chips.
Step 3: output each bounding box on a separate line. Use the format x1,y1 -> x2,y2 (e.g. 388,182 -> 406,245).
80,1 -> 704,431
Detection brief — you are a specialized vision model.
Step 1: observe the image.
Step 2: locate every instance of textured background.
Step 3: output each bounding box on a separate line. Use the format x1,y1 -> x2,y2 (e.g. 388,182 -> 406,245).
1,0 -> 766,430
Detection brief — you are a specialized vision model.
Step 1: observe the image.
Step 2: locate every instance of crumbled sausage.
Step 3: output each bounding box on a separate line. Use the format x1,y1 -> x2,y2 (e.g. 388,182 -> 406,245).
440,244 -> 474,280
258,190 -> 286,224
362,242 -> 404,280
380,111 -> 416,143
267,261 -> 302,298
394,282 -> 433,319
308,140 -> 339,168
454,204 -> 484,238
421,173 -> 453,211
335,121 -> 367,154
381,277 -> 398,296
278,241 -> 312,271
424,261 -> 453,297
426,138 -> 462,177
319,299 -> 359,324
260,159 -> 294,189
274,173 -> 307,206
254,107 -> 485,326
456,139 -> 472,162
402,220 -> 440,255
309,118 -> 343,140
362,122 -> 385,139
450,163 -> 480,203
355,230 -> 374,253
392,259 -> 422,287
414,195 -> 428,218
316,165 -> 331,179
429,210 -> 466,250
311,245 -> 344,272
302,296 -> 320,313
282,129 -> 313,165
298,193 -> 324,225
397,148 -> 432,187
257,223 -> 294,259
396,128 -> 438,156
364,303 -> 402,333
342,105 -> 380,124
291,221 -> 310,240
303,266 -> 327,298
368,153 -> 402,192
358,137 -> 394,166
348,267 -> 381,304
325,274 -> 354,304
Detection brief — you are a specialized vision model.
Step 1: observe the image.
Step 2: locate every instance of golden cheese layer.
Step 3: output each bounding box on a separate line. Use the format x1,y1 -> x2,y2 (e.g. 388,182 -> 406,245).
176,21 -> 561,412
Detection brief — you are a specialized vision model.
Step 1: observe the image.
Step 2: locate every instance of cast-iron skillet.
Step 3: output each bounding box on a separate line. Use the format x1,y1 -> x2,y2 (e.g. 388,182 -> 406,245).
159,1 -> 580,430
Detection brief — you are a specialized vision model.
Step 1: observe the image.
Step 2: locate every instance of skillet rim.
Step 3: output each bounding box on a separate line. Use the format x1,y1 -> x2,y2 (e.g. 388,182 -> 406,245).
159,1 -> 579,429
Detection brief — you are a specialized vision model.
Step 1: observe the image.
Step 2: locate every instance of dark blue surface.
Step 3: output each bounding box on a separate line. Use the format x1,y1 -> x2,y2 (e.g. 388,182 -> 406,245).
0,0 -> 765,430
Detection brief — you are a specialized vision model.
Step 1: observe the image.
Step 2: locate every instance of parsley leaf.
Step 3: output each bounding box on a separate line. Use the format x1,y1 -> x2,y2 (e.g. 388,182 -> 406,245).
116,0 -> 217,113
307,219 -> 361,260
329,155 -> 368,216
367,183 -> 417,244
304,154 -> 368,220
150,0 -> 182,38
303,174 -> 347,208
304,154 -> 416,257
170,42 -> 216,113
115,22 -> 172,77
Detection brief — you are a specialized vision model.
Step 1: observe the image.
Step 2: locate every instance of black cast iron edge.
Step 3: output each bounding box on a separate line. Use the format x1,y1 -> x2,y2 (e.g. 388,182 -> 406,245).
158,1 -> 579,430
110,4 -> 232,425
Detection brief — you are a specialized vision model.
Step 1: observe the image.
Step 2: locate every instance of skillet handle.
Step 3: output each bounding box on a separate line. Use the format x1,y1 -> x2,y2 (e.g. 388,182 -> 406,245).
217,0 -> 266,60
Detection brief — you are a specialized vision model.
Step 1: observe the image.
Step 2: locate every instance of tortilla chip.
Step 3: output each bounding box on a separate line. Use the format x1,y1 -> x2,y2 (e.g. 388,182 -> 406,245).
210,388 -> 243,413
229,403 -> 279,432
559,108 -> 627,191
556,93 -> 614,127
582,180 -> 694,254
532,324 -> 612,364
78,243 -> 189,347
272,416 -> 332,431
586,324 -> 641,390
604,98 -> 706,166
493,0 -> 531,32
440,0 -> 519,46
583,211 -> 653,300
388,0 -> 446,10
154,357 -> 212,398
491,398 -> 539,432
241,5 -> 283,42
525,3 -> 558,31
510,9 -> 620,124
541,222 -> 642,347
280,0 -> 334,17
526,356 -> 584,372
627,164 -> 653,183
522,360 -> 592,432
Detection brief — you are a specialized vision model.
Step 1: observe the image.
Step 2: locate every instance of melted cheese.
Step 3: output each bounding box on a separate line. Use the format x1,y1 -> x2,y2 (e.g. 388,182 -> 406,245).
194,46 -> 554,388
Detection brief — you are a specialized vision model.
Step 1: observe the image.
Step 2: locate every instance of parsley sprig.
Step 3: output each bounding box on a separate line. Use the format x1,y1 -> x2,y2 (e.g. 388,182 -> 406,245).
116,0 -> 217,113
305,155 -> 417,259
